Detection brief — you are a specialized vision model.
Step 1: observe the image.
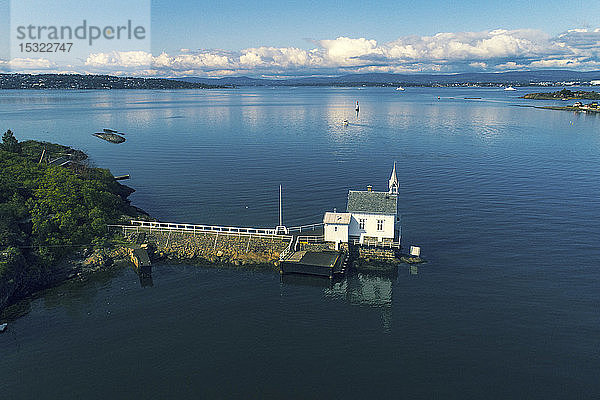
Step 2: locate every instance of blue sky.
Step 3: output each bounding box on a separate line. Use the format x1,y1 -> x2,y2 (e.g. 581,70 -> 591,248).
150,0 -> 596,52
2,0 -> 600,77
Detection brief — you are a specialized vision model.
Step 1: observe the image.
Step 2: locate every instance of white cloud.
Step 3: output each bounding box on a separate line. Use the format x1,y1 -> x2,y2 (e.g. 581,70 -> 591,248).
5,27 -> 600,77
86,51 -> 153,68
8,57 -> 57,70
319,37 -> 382,65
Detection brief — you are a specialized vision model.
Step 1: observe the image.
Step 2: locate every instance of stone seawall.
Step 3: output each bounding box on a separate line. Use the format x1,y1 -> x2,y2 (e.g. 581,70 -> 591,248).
353,246 -> 401,273
127,230 -> 292,267
357,247 -> 397,261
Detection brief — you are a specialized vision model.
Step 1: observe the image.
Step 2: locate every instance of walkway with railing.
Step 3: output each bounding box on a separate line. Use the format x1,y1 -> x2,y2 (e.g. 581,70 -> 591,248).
107,220 -> 330,263
123,220 -> 279,236
352,239 -> 401,249
287,223 -> 323,233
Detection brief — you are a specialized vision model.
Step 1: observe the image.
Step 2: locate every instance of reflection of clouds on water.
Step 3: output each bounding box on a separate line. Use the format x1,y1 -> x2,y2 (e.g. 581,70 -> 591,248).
240,103 -> 261,129
325,99 -> 372,148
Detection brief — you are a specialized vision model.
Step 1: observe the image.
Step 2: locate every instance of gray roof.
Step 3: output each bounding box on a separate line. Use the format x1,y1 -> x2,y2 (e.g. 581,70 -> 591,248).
347,190 -> 397,215
323,212 -> 351,225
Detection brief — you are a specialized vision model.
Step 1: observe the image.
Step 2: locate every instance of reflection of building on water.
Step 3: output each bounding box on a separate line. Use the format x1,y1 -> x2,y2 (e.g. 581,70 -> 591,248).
282,272 -> 395,331
324,273 -> 392,308
326,273 -> 394,330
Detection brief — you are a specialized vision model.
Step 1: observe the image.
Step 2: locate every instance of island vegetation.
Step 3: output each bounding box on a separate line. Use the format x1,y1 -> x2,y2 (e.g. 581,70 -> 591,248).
0,73 -> 226,90
0,130 -> 145,314
522,89 -> 600,100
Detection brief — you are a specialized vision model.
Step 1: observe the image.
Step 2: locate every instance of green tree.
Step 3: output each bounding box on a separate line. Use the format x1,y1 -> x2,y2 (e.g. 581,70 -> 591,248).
1,130 -> 21,153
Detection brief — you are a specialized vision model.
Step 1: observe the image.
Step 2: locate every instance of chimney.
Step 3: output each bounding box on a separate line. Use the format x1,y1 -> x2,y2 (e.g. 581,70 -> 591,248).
367,185 -> 372,192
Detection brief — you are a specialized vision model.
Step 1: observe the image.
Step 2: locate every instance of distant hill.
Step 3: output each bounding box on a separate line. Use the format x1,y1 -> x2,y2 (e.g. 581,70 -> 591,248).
0,74 -> 225,89
3,70 -> 600,89
178,70 -> 600,87
178,76 -> 285,86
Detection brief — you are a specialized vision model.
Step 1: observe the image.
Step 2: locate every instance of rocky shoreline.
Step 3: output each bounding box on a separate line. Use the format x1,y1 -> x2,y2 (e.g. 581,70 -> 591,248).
1,236 -> 425,320
0,234 -> 287,319
0,247 -> 132,319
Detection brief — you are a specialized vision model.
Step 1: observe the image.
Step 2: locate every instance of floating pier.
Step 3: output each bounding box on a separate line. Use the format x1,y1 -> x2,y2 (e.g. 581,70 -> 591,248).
280,250 -> 347,279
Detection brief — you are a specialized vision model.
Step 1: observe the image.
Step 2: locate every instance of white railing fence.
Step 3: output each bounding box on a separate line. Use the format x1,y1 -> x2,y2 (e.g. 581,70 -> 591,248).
129,220 -> 277,236
279,237 -> 296,261
287,223 -> 323,233
352,239 -> 401,249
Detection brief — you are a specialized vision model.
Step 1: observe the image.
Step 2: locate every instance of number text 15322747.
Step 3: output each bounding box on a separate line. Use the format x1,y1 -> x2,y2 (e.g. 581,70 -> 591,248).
18,43 -> 73,52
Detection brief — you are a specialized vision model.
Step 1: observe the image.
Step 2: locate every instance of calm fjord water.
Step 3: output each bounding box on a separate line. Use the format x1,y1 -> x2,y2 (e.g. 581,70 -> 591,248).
1,87 -> 599,398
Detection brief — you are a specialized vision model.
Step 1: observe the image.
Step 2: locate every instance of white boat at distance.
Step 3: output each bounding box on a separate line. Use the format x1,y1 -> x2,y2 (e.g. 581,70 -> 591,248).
0,323 -> 7,332
396,87 -> 405,91
504,86 -> 517,91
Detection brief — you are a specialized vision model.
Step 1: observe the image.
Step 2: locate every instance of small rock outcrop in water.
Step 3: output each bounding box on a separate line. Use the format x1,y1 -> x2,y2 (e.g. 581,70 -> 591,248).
93,132 -> 126,143
399,255 -> 426,264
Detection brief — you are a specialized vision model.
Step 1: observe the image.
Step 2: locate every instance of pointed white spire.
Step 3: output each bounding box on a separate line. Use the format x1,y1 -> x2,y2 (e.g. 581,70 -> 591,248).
388,161 -> 398,194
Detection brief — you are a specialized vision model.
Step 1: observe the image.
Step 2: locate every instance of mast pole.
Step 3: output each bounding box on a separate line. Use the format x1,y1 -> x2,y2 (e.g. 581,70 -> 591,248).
279,184 -> 283,227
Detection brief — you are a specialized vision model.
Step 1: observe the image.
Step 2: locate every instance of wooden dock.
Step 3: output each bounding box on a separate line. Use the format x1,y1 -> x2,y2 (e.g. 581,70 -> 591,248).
130,247 -> 151,269
280,250 -> 348,279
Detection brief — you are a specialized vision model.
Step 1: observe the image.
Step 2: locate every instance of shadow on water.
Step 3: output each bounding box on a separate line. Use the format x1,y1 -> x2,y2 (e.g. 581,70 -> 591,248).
1,261 -> 129,322
41,262 -> 128,317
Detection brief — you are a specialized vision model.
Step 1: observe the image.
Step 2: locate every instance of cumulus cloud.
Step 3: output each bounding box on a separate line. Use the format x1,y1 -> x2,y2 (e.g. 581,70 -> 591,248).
8,57 -> 58,70
6,27 -> 600,77
86,51 -> 153,68
320,37 -> 382,65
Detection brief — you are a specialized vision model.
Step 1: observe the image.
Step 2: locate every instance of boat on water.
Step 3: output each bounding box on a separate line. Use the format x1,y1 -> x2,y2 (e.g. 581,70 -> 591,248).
342,119 -> 349,126
504,86 -> 517,91
0,323 -> 7,332
395,87 -> 405,91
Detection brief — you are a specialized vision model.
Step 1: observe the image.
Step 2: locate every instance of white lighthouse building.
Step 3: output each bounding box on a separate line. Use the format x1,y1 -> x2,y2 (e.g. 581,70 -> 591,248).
323,163 -> 400,247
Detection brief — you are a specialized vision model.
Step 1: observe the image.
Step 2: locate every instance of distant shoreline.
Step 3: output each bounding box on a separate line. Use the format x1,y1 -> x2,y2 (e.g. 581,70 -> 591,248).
2,71 -> 600,89
521,89 -> 600,100
0,73 -> 228,90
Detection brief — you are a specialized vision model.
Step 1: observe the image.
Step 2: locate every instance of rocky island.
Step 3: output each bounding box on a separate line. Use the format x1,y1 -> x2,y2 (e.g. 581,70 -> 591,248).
522,88 -> 600,100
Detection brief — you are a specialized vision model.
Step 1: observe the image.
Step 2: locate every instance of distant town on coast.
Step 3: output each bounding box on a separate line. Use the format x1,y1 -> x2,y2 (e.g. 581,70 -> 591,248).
2,69 -> 600,89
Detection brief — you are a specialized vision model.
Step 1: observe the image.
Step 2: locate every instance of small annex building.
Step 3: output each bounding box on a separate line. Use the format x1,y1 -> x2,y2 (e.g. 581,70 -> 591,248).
323,212 -> 351,248
323,163 -> 400,246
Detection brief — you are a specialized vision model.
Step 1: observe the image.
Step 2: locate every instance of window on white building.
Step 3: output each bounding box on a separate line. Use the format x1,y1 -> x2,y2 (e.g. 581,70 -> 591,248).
359,219 -> 365,229
377,220 -> 384,231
